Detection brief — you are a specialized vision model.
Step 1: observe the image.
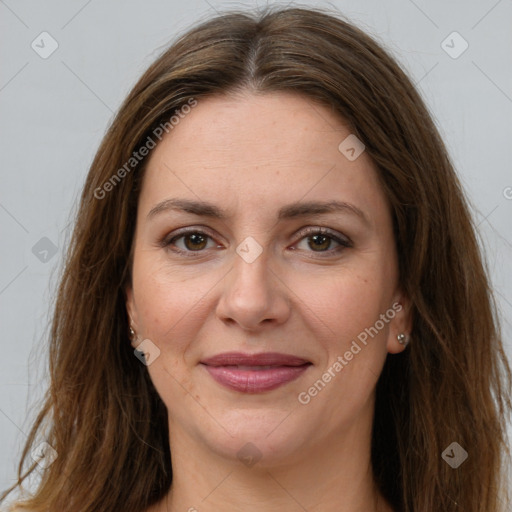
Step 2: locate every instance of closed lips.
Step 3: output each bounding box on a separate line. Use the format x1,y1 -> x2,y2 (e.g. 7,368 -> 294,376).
200,352 -> 313,393
200,352 -> 311,367
231,365 -> 290,370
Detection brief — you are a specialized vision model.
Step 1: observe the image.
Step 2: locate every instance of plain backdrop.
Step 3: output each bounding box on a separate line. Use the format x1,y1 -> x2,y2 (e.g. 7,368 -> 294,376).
1,0 -> 511,500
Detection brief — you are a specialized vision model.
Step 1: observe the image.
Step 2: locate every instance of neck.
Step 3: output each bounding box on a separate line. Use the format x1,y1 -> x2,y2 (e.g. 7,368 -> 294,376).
154,406 -> 392,512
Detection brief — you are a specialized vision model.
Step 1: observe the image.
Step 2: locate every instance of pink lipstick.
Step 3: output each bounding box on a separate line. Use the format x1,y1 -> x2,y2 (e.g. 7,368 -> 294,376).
200,352 -> 312,393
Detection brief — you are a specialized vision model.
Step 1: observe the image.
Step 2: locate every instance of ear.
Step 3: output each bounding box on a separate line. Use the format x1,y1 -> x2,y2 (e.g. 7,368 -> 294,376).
386,288 -> 413,355
125,284 -> 140,348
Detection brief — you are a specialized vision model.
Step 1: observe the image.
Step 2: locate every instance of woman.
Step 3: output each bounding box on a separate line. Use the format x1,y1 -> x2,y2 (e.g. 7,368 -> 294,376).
2,5 -> 510,512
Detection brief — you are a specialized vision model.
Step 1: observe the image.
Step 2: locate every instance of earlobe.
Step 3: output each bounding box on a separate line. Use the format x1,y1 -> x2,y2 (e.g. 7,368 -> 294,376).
396,333 -> 410,346
387,333 -> 410,354
386,292 -> 413,354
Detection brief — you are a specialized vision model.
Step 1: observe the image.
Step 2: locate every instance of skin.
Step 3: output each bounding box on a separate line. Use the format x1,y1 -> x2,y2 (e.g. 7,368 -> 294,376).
126,91 -> 411,512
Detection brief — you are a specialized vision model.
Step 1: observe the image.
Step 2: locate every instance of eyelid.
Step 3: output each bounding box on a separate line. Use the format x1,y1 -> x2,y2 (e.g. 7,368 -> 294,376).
161,225 -> 352,257
160,226 -> 222,256
293,226 -> 352,247
162,225 -> 220,244
294,226 -> 354,258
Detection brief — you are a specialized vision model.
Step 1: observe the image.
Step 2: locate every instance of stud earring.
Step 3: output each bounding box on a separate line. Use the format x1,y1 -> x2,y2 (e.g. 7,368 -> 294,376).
129,326 -> 135,339
397,333 -> 410,346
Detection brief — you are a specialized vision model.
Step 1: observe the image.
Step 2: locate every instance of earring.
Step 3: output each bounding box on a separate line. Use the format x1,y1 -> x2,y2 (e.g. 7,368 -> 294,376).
397,333 -> 410,346
129,326 -> 135,340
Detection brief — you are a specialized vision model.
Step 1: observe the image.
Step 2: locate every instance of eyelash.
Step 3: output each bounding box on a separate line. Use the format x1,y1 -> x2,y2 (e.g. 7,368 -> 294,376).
161,226 -> 352,258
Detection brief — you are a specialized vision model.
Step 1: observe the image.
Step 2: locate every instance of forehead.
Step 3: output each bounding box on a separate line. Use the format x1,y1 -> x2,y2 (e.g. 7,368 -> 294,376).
139,91 -> 388,224
148,91 -> 358,167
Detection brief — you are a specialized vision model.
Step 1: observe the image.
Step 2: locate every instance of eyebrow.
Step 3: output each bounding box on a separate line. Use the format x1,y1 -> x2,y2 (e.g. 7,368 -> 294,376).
147,198 -> 369,225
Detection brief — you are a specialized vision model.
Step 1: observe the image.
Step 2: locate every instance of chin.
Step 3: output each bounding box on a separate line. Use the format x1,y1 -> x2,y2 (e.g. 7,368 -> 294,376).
196,407 -> 312,467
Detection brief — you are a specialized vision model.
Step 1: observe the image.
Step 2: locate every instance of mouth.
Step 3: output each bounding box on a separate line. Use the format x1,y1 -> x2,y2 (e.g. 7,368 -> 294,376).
200,352 -> 312,393
223,365 -> 293,370
201,351 -> 310,367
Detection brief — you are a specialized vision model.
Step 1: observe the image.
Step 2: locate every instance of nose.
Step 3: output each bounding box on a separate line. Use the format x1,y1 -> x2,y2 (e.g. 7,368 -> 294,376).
215,246 -> 291,332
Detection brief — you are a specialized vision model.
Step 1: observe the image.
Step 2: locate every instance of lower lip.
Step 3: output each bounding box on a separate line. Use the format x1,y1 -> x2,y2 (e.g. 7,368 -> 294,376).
201,364 -> 311,393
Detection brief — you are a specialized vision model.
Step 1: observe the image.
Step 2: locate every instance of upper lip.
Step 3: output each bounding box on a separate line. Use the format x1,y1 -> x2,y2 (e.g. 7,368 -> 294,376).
200,352 -> 311,367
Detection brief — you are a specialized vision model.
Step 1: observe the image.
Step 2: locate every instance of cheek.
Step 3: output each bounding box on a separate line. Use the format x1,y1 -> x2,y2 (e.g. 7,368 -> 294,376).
304,276 -> 391,386
132,264 -> 212,404
290,265 -> 393,404
291,266 -> 392,342
132,255 -> 220,352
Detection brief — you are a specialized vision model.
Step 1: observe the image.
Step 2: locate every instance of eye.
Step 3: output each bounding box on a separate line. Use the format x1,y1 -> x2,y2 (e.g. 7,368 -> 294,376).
161,226 -> 352,258
293,227 -> 352,256
162,228 -> 220,255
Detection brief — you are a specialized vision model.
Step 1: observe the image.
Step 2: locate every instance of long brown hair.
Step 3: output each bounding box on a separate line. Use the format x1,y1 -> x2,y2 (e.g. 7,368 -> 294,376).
2,5 -> 511,511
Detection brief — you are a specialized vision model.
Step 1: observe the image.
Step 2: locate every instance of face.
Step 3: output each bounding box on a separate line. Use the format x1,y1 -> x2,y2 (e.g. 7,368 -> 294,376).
126,91 -> 410,465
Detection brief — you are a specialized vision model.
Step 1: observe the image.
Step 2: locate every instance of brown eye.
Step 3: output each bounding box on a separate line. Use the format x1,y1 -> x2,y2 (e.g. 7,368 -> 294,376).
294,227 -> 352,256
163,229 -> 218,255
307,233 -> 332,251
183,233 -> 208,251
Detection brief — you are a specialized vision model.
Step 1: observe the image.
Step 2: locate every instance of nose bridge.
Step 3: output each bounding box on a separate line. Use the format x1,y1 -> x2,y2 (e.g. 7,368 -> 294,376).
232,241 -> 271,293
216,238 -> 290,329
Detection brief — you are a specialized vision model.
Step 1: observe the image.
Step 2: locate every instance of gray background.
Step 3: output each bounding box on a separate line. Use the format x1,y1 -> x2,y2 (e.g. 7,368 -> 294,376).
1,0 -> 511,498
